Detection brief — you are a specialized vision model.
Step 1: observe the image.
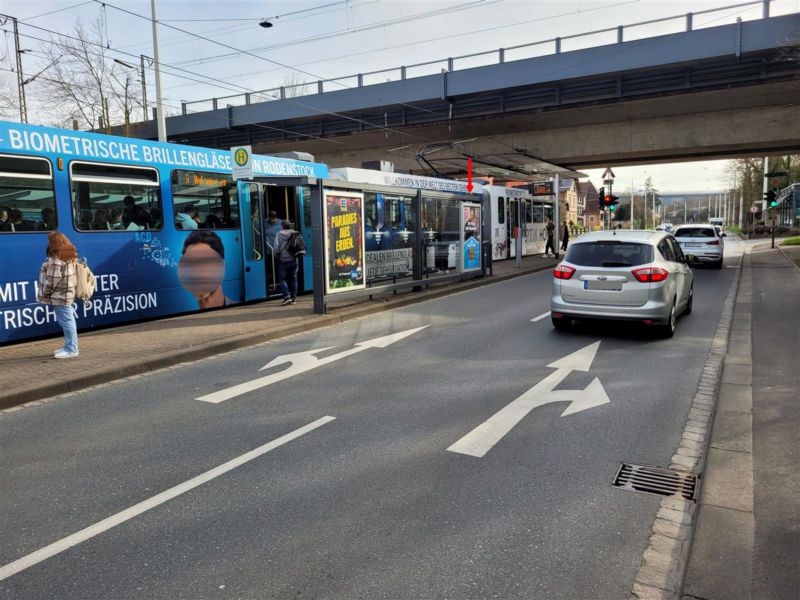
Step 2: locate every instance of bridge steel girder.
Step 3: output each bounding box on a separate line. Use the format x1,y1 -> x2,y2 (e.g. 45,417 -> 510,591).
124,13 -> 800,171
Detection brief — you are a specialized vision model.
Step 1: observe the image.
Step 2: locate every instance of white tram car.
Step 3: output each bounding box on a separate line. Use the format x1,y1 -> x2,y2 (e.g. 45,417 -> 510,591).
485,185 -> 555,261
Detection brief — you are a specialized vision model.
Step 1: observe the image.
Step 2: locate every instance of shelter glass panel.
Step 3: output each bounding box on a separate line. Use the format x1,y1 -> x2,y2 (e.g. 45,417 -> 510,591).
364,192 -> 416,281
422,195 -> 461,277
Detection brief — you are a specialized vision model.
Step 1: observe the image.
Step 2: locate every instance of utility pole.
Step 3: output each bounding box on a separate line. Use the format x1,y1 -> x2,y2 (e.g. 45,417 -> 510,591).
553,174 -> 560,257
151,0 -> 167,141
11,16 -> 27,123
630,179 -> 634,230
738,191 -> 743,230
140,55 -> 149,122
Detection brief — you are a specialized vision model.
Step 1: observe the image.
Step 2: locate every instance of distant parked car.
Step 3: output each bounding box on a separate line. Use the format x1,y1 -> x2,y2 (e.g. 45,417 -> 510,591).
550,230 -> 694,338
672,224 -> 725,269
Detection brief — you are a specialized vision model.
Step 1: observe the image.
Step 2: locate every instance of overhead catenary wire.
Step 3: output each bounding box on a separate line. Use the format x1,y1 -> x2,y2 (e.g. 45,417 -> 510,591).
3,21 -> 433,145
165,0 -> 504,69
163,0 -> 642,93
92,0 -> 495,117
0,64 -> 345,146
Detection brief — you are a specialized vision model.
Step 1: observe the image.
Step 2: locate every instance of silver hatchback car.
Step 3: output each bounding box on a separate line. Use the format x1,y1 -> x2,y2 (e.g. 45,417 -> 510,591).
550,230 -> 694,337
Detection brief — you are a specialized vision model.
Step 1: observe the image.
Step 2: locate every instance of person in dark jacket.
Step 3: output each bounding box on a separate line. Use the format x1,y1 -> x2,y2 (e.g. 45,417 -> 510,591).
275,220 -> 299,305
561,221 -> 570,252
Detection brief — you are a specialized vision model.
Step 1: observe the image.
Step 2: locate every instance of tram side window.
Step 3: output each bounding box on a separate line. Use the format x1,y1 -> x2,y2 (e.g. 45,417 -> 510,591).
171,170 -> 239,230
497,196 -> 505,224
0,155 -> 57,233
70,162 -> 162,231
384,195 -> 415,230
532,202 -> 544,223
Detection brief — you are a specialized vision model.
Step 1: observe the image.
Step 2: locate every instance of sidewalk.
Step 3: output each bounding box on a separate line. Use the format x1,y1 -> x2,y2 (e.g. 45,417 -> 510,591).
682,247 -> 800,600
0,254 -> 559,409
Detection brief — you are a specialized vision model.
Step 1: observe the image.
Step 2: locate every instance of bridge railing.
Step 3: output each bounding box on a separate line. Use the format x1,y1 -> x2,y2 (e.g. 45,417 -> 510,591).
181,0 -> 782,116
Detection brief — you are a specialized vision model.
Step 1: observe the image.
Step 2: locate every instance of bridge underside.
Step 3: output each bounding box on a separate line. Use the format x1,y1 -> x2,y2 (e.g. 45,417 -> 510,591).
308,79 -> 800,175
137,30 -> 800,177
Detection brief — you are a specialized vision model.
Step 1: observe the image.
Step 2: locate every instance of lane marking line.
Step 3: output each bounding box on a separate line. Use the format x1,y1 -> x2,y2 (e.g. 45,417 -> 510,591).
531,311 -> 551,322
0,416 -> 336,582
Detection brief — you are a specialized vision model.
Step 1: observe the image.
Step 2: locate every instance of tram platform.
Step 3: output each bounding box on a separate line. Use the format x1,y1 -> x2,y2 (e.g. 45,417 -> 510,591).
0,254 -> 558,410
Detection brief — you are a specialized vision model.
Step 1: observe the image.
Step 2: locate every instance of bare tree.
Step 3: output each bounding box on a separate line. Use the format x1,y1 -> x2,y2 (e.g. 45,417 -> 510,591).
37,14 -> 140,132
283,72 -> 311,98
0,50 -> 19,120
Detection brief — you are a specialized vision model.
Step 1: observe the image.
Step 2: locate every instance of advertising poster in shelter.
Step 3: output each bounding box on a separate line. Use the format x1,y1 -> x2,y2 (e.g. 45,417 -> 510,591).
324,190 -> 366,293
462,202 -> 481,272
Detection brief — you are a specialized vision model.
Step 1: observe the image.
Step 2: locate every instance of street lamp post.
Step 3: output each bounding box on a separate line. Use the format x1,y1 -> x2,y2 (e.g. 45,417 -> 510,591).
151,0 -> 167,141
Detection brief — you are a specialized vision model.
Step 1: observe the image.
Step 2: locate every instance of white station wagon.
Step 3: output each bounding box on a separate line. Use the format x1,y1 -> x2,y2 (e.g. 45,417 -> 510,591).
550,230 -> 694,337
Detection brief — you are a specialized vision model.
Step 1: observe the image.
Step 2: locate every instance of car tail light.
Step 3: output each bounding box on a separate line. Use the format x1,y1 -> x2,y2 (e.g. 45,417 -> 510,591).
707,240 -> 720,245
553,265 -> 576,280
632,267 -> 669,283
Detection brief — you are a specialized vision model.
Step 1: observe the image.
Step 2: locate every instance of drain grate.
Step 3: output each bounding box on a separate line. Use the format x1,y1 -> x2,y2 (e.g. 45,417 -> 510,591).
612,463 -> 698,501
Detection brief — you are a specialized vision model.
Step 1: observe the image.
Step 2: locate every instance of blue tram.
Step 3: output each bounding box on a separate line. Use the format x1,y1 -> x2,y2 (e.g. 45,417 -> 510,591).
0,120 -> 327,345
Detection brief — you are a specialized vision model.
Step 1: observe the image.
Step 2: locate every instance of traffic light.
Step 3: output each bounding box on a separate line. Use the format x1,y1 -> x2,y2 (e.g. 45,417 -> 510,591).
608,195 -> 619,212
598,187 -> 605,210
767,189 -> 778,208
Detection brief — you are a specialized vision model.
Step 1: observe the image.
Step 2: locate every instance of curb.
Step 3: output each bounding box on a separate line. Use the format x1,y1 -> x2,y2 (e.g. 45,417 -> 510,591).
630,250 -> 745,600
776,243 -> 800,273
1,261 -> 555,410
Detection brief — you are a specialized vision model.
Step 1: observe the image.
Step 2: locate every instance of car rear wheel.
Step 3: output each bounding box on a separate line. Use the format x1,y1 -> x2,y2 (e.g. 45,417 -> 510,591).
552,316 -> 571,331
684,285 -> 693,315
658,302 -> 676,338
713,259 -> 723,269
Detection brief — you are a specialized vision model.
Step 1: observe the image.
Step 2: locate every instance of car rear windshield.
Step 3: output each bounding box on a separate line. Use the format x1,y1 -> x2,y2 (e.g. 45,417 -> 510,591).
565,241 -> 654,267
674,228 -> 715,238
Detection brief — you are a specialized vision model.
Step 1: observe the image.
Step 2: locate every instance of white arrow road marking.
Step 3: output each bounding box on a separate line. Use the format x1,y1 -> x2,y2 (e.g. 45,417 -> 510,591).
196,325 -> 430,404
531,311 -> 551,322
0,416 -> 336,582
447,341 -> 608,458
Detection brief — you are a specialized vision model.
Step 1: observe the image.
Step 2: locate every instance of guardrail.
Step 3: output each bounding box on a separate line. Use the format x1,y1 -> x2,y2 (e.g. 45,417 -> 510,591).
181,0 -> 779,115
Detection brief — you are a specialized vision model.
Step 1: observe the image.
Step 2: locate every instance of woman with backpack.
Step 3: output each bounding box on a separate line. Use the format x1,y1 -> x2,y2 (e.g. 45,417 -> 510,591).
37,232 -> 80,358
275,220 -> 304,305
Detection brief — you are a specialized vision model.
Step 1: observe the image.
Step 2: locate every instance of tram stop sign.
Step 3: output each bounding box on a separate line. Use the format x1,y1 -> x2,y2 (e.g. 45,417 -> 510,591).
231,145 -> 253,180
750,205 -> 759,214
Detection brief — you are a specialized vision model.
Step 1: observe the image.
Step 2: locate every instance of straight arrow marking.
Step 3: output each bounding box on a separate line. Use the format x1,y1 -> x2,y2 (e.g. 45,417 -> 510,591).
0,416 -> 336,582
447,341 -> 607,458
196,325 -> 429,404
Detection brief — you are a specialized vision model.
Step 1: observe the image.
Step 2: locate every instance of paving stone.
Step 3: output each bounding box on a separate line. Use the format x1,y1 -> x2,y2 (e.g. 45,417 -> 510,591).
721,363 -> 752,386
717,383 -> 752,413
710,410 -> 752,454
700,447 -> 753,512
682,505 -> 754,600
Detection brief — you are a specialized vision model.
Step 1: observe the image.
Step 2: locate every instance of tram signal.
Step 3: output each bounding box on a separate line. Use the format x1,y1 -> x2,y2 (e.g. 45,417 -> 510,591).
602,194 -> 619,211
598,187 -> 605,210
765,189 -> 778,208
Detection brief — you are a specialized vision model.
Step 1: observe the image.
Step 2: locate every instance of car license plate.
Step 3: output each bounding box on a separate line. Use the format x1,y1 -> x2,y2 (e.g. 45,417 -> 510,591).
584,280 -> 623,291
686,242 -> 701,247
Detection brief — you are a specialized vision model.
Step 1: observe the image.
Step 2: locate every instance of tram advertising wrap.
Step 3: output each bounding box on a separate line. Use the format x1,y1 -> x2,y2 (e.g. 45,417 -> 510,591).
462,203 -> 481,272
0,119 -> 328,345
324,190 -> 365,293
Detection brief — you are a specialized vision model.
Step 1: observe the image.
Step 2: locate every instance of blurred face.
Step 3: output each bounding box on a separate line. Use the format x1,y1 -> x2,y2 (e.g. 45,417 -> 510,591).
0,210 -> 6,221
178,242 -> 225,300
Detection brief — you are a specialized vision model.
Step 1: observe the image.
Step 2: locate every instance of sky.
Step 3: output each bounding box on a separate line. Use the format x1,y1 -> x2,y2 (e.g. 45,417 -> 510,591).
1,0 -> 797,192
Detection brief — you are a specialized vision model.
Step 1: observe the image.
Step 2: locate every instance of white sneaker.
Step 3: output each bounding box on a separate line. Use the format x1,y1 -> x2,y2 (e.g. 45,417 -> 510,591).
54,350 -> 79,359
53,348 -> 65,356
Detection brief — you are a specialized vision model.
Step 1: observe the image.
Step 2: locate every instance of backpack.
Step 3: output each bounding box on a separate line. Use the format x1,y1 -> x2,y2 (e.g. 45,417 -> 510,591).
287,232 -> 306,256
75,258 -> 96,302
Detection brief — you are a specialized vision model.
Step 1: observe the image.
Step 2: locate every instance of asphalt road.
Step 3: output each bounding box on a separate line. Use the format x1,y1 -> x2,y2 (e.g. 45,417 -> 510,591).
0,242 -> 743,599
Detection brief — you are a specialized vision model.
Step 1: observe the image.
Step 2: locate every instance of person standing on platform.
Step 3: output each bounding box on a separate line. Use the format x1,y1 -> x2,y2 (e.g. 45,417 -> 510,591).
561,221 -> 570,252
275,220 -> 299,306
37,232 -> 79,359
544,218 -> 556,257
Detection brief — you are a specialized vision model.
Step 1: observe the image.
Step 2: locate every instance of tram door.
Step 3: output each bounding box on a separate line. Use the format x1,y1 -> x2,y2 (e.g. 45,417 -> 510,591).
240,182 -> 302,299
507,198 -> 517,259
